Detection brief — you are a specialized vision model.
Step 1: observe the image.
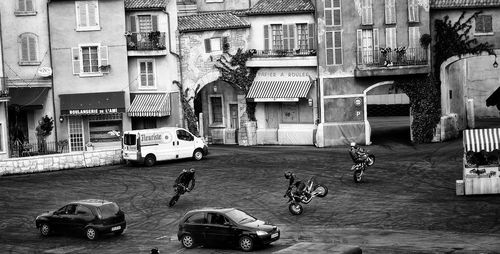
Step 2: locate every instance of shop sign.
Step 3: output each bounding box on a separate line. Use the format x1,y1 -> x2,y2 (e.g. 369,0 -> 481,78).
253,98 -> 299,102
38,67 -> 53,77
68,108 -> 119,115
256,71 -> 315,79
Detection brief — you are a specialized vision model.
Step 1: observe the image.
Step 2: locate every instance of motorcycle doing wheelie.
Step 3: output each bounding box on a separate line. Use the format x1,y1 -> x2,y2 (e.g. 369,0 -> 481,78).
168,184 -> 191,207
349,143 -> 375,183
283,172 -> 328,215
169,168 -> 196,207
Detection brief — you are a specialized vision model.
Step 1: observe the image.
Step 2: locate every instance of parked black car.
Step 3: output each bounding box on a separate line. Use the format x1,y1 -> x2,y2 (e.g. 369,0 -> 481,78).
35,199 -> 126,240
177,207 -> 280,252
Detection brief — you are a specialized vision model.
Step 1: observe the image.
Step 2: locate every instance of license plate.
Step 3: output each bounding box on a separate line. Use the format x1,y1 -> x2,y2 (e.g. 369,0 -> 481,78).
111,226 -> 121,231
271,233 -> 278,238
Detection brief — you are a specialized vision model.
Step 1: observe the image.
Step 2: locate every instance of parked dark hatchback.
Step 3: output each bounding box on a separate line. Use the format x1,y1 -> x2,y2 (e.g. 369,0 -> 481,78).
177,207 -> 280,252
35,199 -> 126,240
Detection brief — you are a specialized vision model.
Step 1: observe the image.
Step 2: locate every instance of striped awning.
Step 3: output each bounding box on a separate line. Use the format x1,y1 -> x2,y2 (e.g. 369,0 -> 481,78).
463,128 -> 500,152
127,93 -> 171,117
246,80 -> 312,102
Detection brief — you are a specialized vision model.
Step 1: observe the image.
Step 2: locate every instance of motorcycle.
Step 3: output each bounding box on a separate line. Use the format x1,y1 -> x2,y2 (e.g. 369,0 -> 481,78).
168,184 -> 190,207
284,176 -> 328,215
350,149 -> 375,183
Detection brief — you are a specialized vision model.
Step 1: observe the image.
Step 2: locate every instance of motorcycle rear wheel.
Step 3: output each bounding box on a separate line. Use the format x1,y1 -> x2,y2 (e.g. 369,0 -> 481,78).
315,185 -> 328,198
288,203 -> 303,215
169,195 -> 180,207
366,155 -> 375,166
353,169 -> 363,183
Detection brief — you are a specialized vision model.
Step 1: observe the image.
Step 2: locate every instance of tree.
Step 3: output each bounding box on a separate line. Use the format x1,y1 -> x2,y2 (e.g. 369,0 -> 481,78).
174,81 -> 200,136
36,115 -> 54,153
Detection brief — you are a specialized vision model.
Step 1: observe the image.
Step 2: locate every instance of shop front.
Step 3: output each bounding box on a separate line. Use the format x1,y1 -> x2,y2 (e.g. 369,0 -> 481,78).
248,68 -> 318,145
59,92 -> 126,152
127,93 -> 172,130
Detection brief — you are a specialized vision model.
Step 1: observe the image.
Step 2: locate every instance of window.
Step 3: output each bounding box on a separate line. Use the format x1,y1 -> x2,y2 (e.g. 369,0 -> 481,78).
177,130 -> 194,141
361,0 -> 373,25
385,27 -> 397,49
357,29 -> 379,64
325,0 -> 341,26
138,15 -> 153,32
75,1 -> 99,31
204,37 -> 227,53
76,205 -> 93,216
185,213 -> 206,224
475,15 -> 493,35
68,117 -> 84,152
210,96 -> 223,125
408,26 -> 420,48
18,33 -> 39,65
16,0 -> 36,14
271,24 -> 284,50
139,59 -> 155,88
326,31 -> 342,65
229,104 -> 239,129
72,44 -> 109,76
385,0 -> 396,24
408,0 -> 419,22
207,213 -> 228,225
297,24 -> 308,50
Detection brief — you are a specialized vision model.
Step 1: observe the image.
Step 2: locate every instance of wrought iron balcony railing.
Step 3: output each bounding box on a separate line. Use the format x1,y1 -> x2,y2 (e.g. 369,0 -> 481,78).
356,47 -> 428,67
126,32 -> 166,51
250,48 -> 317,58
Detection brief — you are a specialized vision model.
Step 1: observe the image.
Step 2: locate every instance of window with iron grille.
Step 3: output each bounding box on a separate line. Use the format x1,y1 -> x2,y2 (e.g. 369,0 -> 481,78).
68,117 -> 84,152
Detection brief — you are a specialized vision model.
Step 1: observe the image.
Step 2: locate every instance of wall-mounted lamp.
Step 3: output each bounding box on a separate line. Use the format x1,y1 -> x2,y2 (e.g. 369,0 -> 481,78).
494,60 -> 498,68
308,98 -> 313,107
213,84 -> 218,93
59,116 -> 64,123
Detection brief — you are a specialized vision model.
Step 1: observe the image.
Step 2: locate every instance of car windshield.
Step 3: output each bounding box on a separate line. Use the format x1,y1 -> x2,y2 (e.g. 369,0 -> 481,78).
225,209 -> 257,224
97,203 -> 119,219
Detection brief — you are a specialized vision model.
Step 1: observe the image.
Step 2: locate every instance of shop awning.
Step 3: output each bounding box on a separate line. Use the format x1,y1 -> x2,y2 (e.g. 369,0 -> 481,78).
9,87 -> 50,109
127,93 -> 171,117
60,91 -> 125,116
246,80 -> 312,102
464,128 -> 500,152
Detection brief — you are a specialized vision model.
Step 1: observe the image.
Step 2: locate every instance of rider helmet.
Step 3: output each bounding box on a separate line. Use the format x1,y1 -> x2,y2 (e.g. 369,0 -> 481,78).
284,171 -> 293,179
350,142 -> 356,147
182,168 -> 188,173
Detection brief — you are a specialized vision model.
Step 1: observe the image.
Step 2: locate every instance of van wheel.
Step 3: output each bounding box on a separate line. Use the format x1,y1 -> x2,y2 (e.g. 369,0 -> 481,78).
144,155 -> 156,167
193,149 -> 203,161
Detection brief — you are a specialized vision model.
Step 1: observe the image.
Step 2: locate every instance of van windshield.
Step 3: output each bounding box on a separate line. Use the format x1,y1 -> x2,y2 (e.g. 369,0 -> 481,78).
124,134 -> 136,146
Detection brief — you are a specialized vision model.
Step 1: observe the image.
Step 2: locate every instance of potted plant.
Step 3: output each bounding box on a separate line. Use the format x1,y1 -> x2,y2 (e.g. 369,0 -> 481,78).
86,141 -> 94,151
380,47 -> 393,66
420,33 -> 432,49
35,115 -> 54,153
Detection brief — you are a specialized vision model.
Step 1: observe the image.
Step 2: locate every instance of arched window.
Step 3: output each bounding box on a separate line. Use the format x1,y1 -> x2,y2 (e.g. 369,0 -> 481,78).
18,33 -> 39,65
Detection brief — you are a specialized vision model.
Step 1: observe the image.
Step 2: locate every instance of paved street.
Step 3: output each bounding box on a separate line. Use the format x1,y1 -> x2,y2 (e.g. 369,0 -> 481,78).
1,118 -> 500,253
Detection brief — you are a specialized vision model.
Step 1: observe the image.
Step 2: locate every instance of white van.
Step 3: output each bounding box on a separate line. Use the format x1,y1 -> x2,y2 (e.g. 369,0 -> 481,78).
122,127 -> 208,167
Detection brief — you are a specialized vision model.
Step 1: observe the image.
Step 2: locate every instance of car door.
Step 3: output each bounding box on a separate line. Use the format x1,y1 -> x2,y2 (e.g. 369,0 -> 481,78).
176,129 -> 195,159
50,205 -> 69,231
183,212 -> 207,244
52,204 -> 77,233
204,212 -> 236,244
74,205 -> 94,232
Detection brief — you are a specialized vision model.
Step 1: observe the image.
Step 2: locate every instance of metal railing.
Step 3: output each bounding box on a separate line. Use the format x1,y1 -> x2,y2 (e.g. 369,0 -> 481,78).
126,32 -> 166,51
9,140 -> 69,157
356,47 -> 428,67
250,48 -> 317,58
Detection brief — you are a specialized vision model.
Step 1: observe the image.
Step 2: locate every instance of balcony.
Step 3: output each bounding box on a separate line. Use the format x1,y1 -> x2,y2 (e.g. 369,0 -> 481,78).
0,78 -> 10,102
247,48 -> 317,67
126,32 -> 167,56
355,47 -> 430,77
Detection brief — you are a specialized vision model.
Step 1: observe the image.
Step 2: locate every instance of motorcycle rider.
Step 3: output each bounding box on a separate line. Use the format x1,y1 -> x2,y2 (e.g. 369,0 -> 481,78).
174,168 -> 196,193
284,171 -> 308,199
349,142 -> 368,164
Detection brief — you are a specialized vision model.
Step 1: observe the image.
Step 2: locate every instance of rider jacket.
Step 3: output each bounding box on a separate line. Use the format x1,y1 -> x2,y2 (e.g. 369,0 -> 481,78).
287,174 -> 306,196
175,171 -> 196,190
349,146 -> 367,163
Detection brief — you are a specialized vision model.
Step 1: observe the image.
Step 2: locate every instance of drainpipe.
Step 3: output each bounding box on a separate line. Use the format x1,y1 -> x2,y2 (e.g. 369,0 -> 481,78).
163,8 -> 185,128
313,0 -> 321,125
0,12 -> 10,157
47,1 -> 58,143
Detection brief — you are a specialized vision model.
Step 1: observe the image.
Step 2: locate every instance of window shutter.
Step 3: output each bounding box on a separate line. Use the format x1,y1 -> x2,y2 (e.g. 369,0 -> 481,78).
130,16 -> 137,32
152,15 -> 158,31
368,0 -> 373,24
357,29 -> 362,64
289,24 -> 295,49
334,31 -> 342,64
326,32 -> 333,65
204,38 -> 211,53
21,36 -> 29,62
28,36 -> 37,61
485,16 -> 493,33
99,46 -> 109,73
373,28 -> 379,63
308,23 -> 315,49
414,1 -> 419,22
71,47 -> 81,75
264,25 -> 269,51
88,1 -> 98,26
77,2 -> 87,27
283,24 -> 289,50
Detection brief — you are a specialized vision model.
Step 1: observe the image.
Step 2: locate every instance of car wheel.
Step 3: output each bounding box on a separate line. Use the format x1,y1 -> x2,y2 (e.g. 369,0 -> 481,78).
144,154 -> 156,167
39,223 -> 51,236
181,234 -> 195,249
193,149 -> 203,161
85,227 -> 98,240
239,235 -> 254,252
114,229 -> 124,236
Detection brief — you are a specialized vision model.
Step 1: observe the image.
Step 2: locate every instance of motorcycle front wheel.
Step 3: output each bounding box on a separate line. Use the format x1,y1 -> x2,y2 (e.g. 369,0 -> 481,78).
353,169 -> 363,183
169,195 -> 180,207
366,154 -> 375,166
288,203 -> 304,215
315,184 -> 328,198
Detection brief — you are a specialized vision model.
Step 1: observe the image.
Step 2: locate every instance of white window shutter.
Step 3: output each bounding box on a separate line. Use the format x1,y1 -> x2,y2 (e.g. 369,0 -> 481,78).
99,46 -> 109,73
28,36 -> 37,62
21,36 -> 29,62
373,28 -> 379,63
71,47 -> 80,75
357,29 -> 362,64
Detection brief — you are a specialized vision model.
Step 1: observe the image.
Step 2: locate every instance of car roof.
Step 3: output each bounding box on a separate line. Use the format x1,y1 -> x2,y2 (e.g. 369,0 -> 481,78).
72,199 -> 115,207
186,207 -> 237,214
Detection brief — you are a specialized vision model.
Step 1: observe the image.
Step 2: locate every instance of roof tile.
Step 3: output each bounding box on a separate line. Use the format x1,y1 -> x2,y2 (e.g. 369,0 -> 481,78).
125,0 -> 165,9
178,12 -> 250,32
248,0 -> 314,15
431,0 -> 500,9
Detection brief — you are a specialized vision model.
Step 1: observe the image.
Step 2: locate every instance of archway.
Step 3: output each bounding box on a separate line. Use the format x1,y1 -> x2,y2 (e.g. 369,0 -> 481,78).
363,81 -> 411,145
